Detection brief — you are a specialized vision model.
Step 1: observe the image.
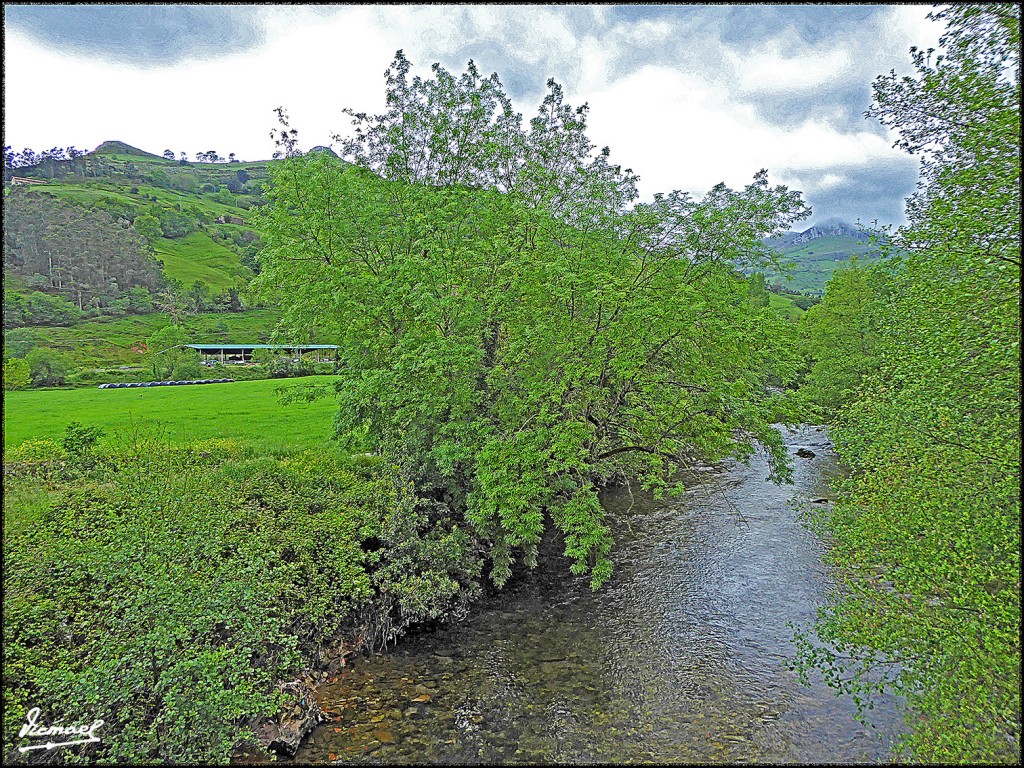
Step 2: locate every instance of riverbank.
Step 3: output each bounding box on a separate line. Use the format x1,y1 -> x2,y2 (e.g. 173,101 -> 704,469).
2,433 -> 485,764
3,425 -> 902,763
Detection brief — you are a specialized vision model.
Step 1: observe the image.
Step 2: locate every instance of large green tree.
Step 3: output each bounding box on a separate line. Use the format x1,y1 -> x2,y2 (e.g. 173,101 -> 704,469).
797,260 -> 889,417
796,5 -> 1020,762
254,55 -> 808,588
25,347 -> 69,387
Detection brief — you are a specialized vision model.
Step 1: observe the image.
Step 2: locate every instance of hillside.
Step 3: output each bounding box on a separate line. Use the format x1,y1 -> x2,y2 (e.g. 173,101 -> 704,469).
4,140 -> 274,293
91,140 -> 166,160
764,218 -> 886,294
2,141 -> 300,381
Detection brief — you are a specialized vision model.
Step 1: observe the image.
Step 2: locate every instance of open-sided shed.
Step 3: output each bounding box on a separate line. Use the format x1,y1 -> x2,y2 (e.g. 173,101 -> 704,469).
185,344 -> 339,365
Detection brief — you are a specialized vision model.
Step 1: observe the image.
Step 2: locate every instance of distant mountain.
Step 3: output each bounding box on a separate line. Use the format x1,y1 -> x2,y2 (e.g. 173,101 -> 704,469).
91,140 -> 165,160
767,217 -> 871,249
762,217 -> 884,294
307,145 -> 340,157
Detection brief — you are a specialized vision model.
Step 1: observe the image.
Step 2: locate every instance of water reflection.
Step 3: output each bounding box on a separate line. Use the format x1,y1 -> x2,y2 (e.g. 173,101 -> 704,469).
293,426 -> 900,764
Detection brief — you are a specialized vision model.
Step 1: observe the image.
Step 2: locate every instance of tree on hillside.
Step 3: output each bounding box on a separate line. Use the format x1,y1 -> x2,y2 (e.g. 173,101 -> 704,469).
254,55 -> 809,589
185,281 -> 212,313
156,209 -> 196,238
25,347 -> 69,387
795,5 -> 1020,762
3,191 -> 163,311
132,214 -> 163,243
163,149 -> 175,161
22,292 -> 83,326
18,148 -> 37,169
747,272 -> 772,309
146,325 -> 201,380
156,289 -> 187,326
66,147 -> 85,179
3,291 -> 27,329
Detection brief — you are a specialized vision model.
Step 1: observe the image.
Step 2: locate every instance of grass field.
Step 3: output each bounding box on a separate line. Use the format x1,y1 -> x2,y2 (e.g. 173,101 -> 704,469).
153,231 -> 252,288
769,292 -> 804,320
3,376 -> 340,452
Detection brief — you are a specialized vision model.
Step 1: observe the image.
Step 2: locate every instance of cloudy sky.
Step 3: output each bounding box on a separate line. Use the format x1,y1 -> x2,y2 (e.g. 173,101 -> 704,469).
3,4 -> 944,228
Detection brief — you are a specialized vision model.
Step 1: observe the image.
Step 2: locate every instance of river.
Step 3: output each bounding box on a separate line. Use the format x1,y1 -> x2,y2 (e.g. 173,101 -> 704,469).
292,425 -> 902,763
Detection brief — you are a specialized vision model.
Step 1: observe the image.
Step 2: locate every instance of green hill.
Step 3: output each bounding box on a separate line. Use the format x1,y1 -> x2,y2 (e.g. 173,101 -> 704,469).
91,140 -> 167,161
769,235 -> 882,293
764,220 -> 886,294
4,140 -> 273,292
2,141 -> 296,379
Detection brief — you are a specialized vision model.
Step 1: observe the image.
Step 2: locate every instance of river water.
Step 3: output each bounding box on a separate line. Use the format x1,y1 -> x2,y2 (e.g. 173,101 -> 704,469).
294,425 -> 902,763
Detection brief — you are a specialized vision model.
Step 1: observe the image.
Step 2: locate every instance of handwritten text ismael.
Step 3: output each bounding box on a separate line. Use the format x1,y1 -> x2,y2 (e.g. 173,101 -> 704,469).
18,707 -> 104,753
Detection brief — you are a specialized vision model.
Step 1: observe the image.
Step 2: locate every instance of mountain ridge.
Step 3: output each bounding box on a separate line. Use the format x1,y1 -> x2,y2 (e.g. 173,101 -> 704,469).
761,216 -> 885,294
768,217 -> 873,248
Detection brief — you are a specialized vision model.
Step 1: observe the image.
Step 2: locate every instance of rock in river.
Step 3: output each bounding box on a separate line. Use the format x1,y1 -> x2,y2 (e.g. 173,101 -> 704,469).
253,680 -> 325,756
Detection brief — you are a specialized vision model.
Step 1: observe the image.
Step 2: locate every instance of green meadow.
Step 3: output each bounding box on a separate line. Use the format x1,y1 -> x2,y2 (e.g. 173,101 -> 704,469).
3,375 -> 340,452
769,292 -> 805,320
153,231 -> 253,288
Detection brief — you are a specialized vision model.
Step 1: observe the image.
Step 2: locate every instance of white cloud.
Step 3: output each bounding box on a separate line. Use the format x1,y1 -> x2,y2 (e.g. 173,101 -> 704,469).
885,5 -> 944,54
815,172 -> 846,191
3,9 -> 399,160
581,64 -> 901,200
3,4 -> 947,225
728,44 -> 852,94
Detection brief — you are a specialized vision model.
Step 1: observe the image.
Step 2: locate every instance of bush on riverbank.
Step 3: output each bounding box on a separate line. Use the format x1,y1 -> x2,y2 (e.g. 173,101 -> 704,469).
2,428 -> 485,763
794,6 -> 1020,762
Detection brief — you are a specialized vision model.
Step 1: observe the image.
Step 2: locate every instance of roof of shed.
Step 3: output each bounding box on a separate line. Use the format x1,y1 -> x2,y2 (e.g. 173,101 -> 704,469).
185,344 -> 339,351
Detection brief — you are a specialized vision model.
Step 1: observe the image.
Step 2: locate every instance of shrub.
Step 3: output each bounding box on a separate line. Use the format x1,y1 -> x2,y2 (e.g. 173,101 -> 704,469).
25,347 -> 70,387
3,438 -> 485,763
2,437 -> 69,480
2,357 -> 30,390
61,421 -> 105,463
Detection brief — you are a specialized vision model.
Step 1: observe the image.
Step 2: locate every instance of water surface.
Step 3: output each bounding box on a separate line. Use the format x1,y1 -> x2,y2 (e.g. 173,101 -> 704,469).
295,425 -> 900,763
